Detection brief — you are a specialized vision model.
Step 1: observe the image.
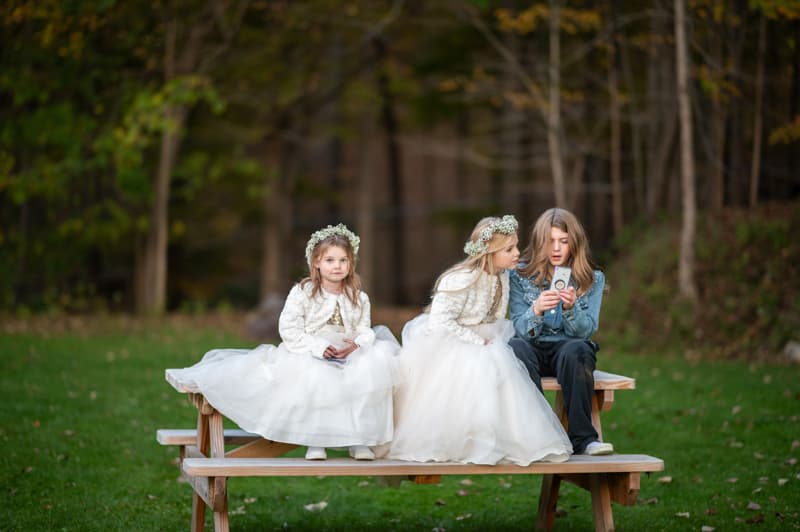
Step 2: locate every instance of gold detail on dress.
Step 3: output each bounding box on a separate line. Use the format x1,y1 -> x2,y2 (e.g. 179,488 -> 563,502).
327,302 -> 343,326
484,276 -> 502,323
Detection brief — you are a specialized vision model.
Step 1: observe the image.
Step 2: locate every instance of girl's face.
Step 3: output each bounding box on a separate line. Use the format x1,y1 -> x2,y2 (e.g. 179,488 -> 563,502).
492,235 -> 520,271
314,245 -> 350,286
548,227 -> 571,266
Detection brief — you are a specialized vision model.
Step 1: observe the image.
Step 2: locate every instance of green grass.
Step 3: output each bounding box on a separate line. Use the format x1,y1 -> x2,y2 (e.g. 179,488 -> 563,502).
1,316 -> 799,531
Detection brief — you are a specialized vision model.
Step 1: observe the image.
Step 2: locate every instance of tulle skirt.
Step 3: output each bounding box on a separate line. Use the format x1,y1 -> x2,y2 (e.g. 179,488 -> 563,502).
383,314 -> 572,465
171,325 -> 400,447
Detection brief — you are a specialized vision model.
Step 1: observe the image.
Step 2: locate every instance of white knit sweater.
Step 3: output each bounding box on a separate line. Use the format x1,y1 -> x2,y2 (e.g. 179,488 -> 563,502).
428,269 -> 509,345
278,283 -> 375,359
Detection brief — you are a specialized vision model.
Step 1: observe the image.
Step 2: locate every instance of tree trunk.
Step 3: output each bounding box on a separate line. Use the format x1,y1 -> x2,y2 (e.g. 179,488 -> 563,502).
373,36 -> 405,304
548,0 -> 566,207
620,27 -> 645,217
357,112 -> 375,295
709,22 -> 727,210
134,105 -> 186,315
749,14 -> 766,207
675,0 -> 698,302
608,0 -> 623,235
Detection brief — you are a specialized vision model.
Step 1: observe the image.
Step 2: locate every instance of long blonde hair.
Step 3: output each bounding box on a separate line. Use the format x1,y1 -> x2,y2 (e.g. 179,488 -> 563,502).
518,207 -> 598,295
431,216 -> 518,295
301,235 -> 362,305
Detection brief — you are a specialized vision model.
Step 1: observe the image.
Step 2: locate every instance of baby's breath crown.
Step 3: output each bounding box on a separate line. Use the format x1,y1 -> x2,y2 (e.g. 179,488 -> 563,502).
463,215 -> 518,257
305,223 -> 360,263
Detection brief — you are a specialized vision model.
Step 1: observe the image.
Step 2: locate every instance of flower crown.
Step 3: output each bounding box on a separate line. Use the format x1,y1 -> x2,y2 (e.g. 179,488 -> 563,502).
463,215 -> 518,257
305,223 -> 360,263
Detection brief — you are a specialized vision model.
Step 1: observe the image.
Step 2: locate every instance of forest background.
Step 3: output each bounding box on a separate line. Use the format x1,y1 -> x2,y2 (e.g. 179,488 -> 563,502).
2,0 -> 799,360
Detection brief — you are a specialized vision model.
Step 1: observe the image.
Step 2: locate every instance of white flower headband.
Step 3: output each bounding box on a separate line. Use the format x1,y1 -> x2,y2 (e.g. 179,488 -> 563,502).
305,223 -> 360,263
463,215 -> 518,257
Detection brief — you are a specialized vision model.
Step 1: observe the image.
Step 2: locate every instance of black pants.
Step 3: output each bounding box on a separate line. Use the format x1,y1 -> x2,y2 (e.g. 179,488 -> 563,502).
509,337 -> 599,453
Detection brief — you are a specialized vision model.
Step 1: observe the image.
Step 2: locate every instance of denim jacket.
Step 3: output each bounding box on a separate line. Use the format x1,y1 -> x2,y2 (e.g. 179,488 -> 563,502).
508,265 -> 604,343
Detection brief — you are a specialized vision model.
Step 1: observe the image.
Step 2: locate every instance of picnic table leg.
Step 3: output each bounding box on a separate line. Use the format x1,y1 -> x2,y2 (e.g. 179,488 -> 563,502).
209,409 -> 230,532
191,401 -> 210,532
535,473 -> 561,530
589,473 -> 614,532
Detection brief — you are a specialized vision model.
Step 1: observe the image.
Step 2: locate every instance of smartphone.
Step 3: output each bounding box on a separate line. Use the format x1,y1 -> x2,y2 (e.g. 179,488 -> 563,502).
551,266 -> 572,291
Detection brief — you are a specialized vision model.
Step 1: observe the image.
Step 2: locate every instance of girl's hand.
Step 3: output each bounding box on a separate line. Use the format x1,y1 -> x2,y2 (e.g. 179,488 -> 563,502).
533,290 -> 561,316
559,287 -> 577,310
334,339 -> 359,359
323,345 -> 338,359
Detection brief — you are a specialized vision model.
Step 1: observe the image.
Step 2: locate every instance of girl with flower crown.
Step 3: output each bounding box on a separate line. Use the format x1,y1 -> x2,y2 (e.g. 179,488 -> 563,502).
172,224 -> 399,461
381,216 -> 572,465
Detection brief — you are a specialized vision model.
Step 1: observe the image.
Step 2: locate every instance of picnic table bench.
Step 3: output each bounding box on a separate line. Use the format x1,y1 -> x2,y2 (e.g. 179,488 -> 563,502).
158,369 -> 664,531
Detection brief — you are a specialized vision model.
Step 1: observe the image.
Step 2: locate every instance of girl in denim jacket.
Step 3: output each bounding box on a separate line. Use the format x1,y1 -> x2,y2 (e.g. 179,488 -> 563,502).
508,207 -> 612,456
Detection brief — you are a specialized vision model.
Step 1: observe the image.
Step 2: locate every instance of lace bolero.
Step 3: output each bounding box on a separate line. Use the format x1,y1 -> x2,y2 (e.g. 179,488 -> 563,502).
278,283 -> 375,359
428,269 -> 509,345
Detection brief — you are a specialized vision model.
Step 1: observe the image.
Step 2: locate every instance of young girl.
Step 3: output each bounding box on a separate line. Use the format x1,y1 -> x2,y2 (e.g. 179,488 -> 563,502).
508,207 -> 612,456
383,215 -> 572,465
172,224 -> 399,460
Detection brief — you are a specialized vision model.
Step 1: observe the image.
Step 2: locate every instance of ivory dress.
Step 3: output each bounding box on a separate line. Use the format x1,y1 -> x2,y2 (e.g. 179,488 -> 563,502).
384,269 -> 572,465
172,283 -> 399,448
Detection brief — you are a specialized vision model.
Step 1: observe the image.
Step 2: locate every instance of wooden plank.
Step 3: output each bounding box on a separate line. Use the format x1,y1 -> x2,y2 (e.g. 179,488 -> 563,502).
225,439 -> 298,458
182,455 -> 664,478
168,368 -> 635,394
541,370 -> 635,392
157,429 -> 262,446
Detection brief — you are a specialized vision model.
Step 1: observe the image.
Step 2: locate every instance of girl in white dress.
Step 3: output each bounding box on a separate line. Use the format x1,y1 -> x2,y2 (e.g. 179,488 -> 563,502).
384,215 -> 572,465
172,224 -> 399,460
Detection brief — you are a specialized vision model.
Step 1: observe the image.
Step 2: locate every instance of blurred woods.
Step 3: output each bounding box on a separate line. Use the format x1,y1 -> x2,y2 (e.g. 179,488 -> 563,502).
1,0 -> 799,316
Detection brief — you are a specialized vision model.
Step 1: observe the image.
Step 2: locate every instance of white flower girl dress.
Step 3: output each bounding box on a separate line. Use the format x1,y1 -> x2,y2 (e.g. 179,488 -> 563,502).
172,283 -> 399,448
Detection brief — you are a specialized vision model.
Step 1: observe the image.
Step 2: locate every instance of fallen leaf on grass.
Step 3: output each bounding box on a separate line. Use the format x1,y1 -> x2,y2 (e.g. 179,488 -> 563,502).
758,476 -> 769,483
357,481 -> 370,487
435,499 -> 446,506
658,476 -> 672,484
704,508 -> 717,515
146,494 -> 157,500
726,477 -> 738,483
24,466 -> 33,473
555,507 -> 567,517
746,513 -> 764,524
498,479 -> 512,488
304,501 -> 328,512
778,478 -> 789,486
455,514 -> 471,521
459,479 -> 473,486
456,489 -> 469,496
785,458 -> 797,466
63,429 -> 75,437
675,512 -> 690,518
701,526 -> 715,532
244,497 -> 257,504
753,452 -> 764,459
731,405 -> 742,415
230,506 -> 246,515
792,440 -> 799,450
747,501 -> 762,510
752,487 -> 762,494
641,497 -> 658,505
730,440 -> 744,448
32,420 -> 40,428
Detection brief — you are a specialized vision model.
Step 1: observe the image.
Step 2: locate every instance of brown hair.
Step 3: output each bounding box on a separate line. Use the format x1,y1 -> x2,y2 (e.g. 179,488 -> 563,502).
301,235 -> 362,305
518,208 -> 598,295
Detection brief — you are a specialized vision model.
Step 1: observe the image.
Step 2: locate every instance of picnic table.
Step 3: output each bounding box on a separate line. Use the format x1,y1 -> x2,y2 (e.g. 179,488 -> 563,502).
159,368 -> 663,531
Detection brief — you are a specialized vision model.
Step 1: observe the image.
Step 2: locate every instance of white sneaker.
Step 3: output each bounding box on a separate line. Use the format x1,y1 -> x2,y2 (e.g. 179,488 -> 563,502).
349,445 -> 375,460
305,447 -> 327,460
583,441 -> 614,455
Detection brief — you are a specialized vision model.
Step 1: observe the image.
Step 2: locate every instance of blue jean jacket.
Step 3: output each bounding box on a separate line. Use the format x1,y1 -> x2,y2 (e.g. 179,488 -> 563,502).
508,266 -> 605,343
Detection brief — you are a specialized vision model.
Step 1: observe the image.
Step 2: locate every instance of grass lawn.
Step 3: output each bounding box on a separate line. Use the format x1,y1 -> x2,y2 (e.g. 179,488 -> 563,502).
1,315 -> 798,531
